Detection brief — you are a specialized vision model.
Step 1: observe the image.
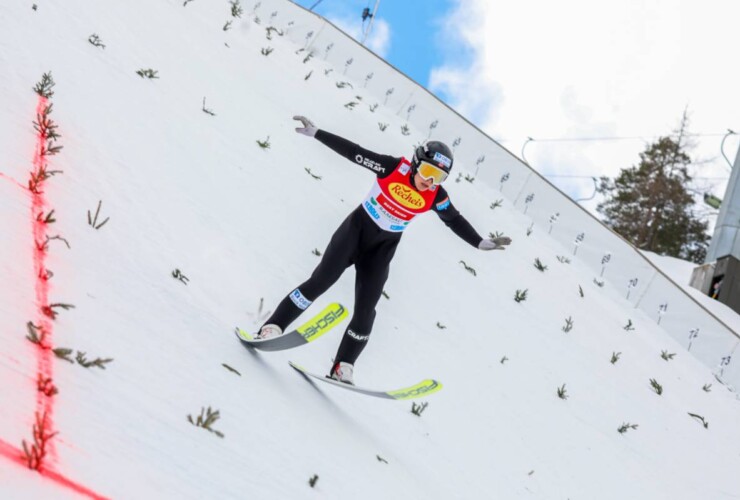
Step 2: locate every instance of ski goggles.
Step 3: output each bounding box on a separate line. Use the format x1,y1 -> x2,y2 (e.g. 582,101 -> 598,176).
416,160 -> 449,185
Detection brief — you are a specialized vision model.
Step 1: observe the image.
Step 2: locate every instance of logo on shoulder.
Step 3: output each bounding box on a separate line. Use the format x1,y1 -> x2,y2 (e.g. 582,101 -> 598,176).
433,152 -> 451,168
436,197 -> 450,211
355,154 -> 385,173
399,164 -> 411,175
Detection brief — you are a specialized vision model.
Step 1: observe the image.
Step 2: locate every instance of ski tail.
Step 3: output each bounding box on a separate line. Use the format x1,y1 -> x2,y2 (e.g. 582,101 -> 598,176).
235,302 -> 348,351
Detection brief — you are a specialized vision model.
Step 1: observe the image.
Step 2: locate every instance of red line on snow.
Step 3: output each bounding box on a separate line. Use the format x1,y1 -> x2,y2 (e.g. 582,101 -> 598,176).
0,95 -> 108,500
31,96 -> 57,460
0,438 -> 109,500
0,171 -> 27,190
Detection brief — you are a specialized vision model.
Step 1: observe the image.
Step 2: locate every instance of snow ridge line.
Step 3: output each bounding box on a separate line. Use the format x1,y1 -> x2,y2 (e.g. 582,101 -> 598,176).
30,95 -> 57,465
0,94 -> 109,500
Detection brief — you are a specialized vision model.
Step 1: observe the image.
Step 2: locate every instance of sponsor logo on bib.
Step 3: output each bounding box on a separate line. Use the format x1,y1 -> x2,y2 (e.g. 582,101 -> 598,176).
388,182 -> 425,209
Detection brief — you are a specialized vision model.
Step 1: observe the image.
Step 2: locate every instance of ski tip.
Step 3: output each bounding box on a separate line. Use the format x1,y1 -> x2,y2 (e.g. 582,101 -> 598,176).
288,360 -> 306,371
387,379 -> 443,400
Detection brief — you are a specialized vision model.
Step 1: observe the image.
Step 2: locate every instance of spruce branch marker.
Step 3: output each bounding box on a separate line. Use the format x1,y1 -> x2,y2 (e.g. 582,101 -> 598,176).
304,168 -> 321,180
514,289 -> 528,303
87,200 -> 110,229
22,411 -> 57,471
561,316 -> 574,333
411,402 -> 428,416
600,252 -> 611,277
42,303 -> 75,320
573,232 -> 585,255
557,384 -> 568,400
533,258 -> 548,272
33,72 -> 55,98
611,352 -> 622,364
459,260 -> 477,276
649,378 -> 663,395
229,0 -> 243,18
688,328 -> 700,351
76,352 -> 113,369
308,475 -> 319,488
618,423 -> 638,434
136,68 -> 159,79
187,407 -> 224,438
660,350 -> 676,361
88,33 -> 106,49
688,413 -> 709,429
657,303 -> 668,325
201,97 -> 216,116
256,136 -> 271,149
222,363 -> 241,376
172,269 -> 189,284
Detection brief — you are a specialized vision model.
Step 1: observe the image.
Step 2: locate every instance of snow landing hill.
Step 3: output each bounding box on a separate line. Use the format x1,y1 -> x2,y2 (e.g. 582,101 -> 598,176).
1,1 -> 740,499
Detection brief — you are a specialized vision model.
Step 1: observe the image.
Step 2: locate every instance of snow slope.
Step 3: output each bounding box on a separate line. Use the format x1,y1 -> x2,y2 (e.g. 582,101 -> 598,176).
1,1 -> 740,499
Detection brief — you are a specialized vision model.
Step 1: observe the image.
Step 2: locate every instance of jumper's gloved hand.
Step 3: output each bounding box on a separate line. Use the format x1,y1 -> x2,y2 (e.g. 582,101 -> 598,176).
478,236 -> 512,251
293,115 -> 318,137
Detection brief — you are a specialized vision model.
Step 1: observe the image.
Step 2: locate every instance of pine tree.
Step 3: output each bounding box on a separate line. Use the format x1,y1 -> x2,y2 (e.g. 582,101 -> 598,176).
596,112 -> 709,263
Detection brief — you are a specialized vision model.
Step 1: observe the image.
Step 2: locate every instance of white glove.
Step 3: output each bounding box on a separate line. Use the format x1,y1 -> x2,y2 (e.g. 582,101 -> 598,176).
479,236 -> 512,251
293,115 -> 318,137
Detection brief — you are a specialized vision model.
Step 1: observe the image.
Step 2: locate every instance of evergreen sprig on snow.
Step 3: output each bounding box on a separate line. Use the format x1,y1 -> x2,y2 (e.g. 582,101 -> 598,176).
33,72 -> 55,98
136,68 -> 159,79
188,407 -> 225,438
76,352 -> 114,369
411,402 -> 428,417
561,316 -> 574,333
459,261 -> 477,276
514,289 -> 528,303
256,136 -> 271,149
22,411 -> 57,471
87,200 -> 110,230
557,384 -> 568,400
88,33 -> 106,49
618,423 -> 638,434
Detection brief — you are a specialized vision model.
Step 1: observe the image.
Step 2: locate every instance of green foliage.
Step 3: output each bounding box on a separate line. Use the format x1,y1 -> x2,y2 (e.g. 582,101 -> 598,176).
459,260 -> 477,276
33,72 -> 55,98
76,352 -> 114,369
136,68 -> 159,79
411,402 -> 428,416
618,422 -> 638,434
188,407 -> 224,438
596,112 -> 709,263
557,384 -> 568,400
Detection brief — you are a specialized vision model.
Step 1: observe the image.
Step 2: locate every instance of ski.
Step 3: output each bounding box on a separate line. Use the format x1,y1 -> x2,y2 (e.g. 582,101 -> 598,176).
288,361 -> 443,400
235,302 -> 348,352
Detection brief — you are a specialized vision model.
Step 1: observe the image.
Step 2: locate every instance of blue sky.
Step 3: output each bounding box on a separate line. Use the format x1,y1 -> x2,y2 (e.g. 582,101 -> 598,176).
291,0 -> 462,90
290,0 -> 740,217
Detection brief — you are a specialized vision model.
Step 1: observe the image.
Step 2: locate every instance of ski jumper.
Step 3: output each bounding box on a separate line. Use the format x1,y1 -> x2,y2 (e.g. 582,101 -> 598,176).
263,130 -> 483,366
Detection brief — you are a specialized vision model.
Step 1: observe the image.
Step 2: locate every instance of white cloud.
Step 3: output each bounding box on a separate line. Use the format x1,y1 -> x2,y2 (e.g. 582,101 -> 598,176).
430,0 -> 740,208
326,15 -> 391,58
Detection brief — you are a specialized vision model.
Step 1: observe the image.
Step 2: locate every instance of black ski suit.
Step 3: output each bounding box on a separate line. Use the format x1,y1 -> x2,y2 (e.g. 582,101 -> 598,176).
263,130 -> 484,366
